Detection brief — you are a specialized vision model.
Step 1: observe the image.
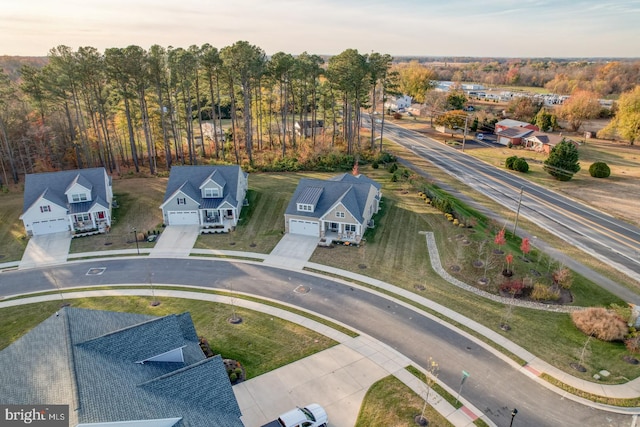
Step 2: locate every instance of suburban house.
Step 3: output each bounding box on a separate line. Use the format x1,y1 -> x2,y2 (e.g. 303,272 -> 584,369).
294,120 -> 324,137
384,95 -> 412,112
284,172 -> 382,244
0,307 -> 243,427
522,131 -> 566,154
20,167 -> 113,237
494,119 -> 539,133
495,127 -> 535,146
160,165 -> 248,232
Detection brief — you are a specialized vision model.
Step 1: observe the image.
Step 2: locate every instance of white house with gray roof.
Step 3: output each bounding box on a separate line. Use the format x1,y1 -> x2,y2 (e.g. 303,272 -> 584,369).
160,165 -> 248,232
284,173 -> 381,243
0,307 -> 243,427
20,167 -> 112,236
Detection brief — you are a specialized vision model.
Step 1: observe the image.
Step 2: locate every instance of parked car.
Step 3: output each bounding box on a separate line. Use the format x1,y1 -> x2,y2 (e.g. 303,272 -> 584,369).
261,404 -> 328,427
476,133 -> 484,140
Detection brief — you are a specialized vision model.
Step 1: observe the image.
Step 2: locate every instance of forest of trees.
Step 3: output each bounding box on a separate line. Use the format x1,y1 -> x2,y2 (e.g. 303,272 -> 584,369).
0,43 -> 396,186
0,47 -> 639,187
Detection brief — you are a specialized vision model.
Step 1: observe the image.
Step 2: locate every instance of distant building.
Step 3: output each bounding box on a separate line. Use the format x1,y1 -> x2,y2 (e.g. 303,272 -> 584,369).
384,95 -> 412,111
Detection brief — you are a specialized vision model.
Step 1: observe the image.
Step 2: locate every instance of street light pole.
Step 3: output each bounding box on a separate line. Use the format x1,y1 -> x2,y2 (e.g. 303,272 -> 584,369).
133,227 -> 140,255
461,114 -> 469,152
510,408 -> 518,427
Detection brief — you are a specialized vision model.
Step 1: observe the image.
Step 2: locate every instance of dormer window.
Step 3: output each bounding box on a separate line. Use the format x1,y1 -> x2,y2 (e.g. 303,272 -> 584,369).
297,203 -> 313,212
204,188 -> 220,198
72,193 -> 88,202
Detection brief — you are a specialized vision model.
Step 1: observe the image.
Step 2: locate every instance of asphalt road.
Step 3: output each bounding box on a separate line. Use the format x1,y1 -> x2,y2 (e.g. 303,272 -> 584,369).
0,258 -> 633,427
374,120 -> 640,288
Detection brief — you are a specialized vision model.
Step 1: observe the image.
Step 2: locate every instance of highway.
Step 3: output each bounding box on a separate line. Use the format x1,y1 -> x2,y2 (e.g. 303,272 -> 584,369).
0,258 -> 634,427
374,120 -> 640,288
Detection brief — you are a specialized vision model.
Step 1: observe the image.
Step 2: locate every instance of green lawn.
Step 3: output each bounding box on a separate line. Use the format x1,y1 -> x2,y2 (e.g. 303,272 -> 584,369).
0,189 -> 28,262
0,296 -> 336,379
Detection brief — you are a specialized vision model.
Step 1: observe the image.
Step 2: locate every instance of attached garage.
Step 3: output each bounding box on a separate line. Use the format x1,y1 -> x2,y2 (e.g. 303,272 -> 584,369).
31,218 -> 69,235
289,219 -> 320,237
167,211 -> 199,225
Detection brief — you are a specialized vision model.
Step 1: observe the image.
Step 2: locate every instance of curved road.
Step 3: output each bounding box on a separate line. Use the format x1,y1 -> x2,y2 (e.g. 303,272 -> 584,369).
375,120 -> 640,287
0,258 -> 632,427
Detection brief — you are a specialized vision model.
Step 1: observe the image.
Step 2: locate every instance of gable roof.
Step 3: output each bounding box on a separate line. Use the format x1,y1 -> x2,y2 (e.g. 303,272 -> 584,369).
0,308 -> 242,427
22,167 -> 110,215
162,166 -> 246,210
286,174 -> 380,224
496,119 -> 532,128
496,127 -> 534,139
523,131 -> 565,146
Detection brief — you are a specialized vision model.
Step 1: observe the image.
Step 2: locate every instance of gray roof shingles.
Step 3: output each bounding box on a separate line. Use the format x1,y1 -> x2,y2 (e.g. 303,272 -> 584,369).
23,167 -> 110,214
0,307 -> 243,427
286,174 -> 379,224
163,166 -> 246,210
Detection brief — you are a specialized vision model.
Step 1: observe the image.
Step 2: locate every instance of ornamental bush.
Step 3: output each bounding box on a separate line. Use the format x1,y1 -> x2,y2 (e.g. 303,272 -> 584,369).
505,156 -> 519,170
513,157 -> 529,173
571,307 -> 628,341
530,283 -> 560,301
589,162 -> 611,178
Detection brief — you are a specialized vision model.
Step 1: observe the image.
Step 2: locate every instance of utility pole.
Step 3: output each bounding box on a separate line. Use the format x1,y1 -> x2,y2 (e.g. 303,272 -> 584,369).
461,114 -> 469,152
513,187 -> 524,235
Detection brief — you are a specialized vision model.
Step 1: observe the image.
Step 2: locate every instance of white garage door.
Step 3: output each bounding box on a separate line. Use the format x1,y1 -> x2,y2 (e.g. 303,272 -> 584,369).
498,136 -> 511,146
289,219 -> 319,237
168,211 -> 199,225
31,218 -> 69,235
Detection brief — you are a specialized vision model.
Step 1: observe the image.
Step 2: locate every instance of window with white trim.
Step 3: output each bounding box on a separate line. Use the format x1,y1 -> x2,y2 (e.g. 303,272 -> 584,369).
72,193 -> 88,202
40,205 -> 51,213
297,203 -> 313,212
177,198 -> 186,205
345,224 -> 356,232
204,188 -> 220,198
336,211 -> 345,218
76,213 -> 90,222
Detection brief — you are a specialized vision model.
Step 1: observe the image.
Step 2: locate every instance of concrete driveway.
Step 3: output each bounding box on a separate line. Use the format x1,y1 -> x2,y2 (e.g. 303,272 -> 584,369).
150,225 -> 200,258
19,232 -> 71,270
264,234 -> 320,269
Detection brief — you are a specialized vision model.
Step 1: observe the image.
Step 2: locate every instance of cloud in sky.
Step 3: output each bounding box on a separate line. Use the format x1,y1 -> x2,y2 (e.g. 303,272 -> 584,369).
1,0 -> 639,57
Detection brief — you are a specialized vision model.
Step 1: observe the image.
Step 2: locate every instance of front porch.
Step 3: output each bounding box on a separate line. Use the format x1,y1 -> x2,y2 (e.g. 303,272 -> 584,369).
201,208 -> 236,233
71,212 -> 109,237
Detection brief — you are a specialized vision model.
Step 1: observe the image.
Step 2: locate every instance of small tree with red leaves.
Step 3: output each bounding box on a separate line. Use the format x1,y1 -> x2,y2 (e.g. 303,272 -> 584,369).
494,229 -> 506,246
505,253 -> 514,273
520,237 -> 531,260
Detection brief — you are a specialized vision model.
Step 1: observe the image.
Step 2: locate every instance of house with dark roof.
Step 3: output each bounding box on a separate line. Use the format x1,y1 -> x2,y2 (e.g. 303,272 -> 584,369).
0,307 -> 243,427
284,173 -> 381,243
160,165 -> 248,232
495,127 -> 535,146
19,167 -> 113,237
522,131 -> 567,154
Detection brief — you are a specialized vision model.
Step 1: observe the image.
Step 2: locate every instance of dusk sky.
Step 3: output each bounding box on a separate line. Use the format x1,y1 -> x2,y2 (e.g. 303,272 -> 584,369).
2,0 -> 639,58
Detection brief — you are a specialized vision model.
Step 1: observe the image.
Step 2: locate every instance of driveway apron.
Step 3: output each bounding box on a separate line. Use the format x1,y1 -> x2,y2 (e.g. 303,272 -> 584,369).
264,234 -> 320,269
149,225 -> 200,258
19,232 -> 71,270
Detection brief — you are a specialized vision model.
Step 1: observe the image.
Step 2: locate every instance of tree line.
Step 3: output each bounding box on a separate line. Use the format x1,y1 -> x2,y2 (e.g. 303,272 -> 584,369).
0,43 -> 397,185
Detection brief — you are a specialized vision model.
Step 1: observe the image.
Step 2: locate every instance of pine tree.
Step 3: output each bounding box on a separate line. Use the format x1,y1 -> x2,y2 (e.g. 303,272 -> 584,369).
543,139 -> 581,181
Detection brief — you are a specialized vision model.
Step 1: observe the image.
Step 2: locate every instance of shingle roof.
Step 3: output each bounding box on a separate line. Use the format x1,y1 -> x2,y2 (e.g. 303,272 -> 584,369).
22,167 -> 110,215
285,174 -> 379,224
0,307 -> 243,427
496,127 -> 534,138
162,166 -> 246,209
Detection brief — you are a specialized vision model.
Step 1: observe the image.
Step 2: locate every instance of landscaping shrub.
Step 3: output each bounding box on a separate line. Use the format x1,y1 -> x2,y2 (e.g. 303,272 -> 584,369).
505,156 -> 519,170
625,335 -> 640,354
571,307 -> 629,341
552,267 -> 573,289
500,279 -> 526,296
530,283 -> 560,301
388,163 -> 398,173
513,158 -> 529,173
589,162 -> 611,178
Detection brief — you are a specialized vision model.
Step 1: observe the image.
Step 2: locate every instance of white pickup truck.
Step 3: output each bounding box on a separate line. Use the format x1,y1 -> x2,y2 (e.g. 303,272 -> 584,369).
261,403 -> 328,427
